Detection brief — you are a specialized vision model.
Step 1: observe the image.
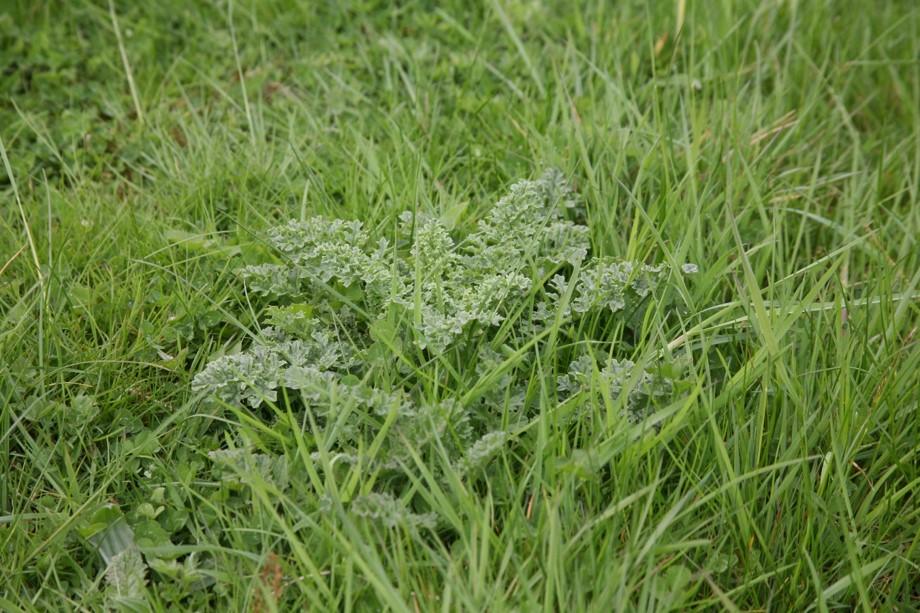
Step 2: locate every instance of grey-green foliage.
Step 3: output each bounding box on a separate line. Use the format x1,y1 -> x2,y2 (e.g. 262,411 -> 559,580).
350,493 -> 438,531
192,323 -> 355,407
557,354 -> 675,422
105,548 -> 147,608
208,447 -> 290,490
193,169 -> 695,525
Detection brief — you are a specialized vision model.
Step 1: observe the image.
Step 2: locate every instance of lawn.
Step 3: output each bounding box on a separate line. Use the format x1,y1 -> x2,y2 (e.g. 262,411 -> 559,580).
2,0 -> 919,610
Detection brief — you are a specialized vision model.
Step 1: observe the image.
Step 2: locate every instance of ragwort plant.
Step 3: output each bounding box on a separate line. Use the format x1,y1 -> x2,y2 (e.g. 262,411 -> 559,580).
192,169 -> 697,530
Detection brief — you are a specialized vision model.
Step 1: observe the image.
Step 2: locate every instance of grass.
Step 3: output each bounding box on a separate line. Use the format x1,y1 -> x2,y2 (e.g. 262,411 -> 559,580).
2,0 -> 919,610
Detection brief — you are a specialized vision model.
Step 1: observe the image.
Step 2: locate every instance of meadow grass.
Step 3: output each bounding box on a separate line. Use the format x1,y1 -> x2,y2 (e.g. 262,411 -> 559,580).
2,1 -> 919,610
